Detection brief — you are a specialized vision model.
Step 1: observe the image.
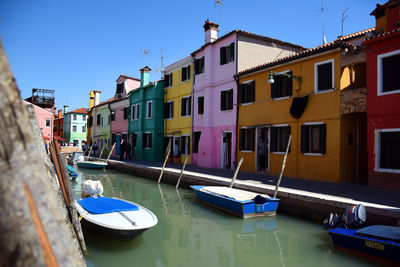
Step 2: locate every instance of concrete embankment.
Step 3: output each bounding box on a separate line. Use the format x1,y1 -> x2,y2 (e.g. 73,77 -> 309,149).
105,159 -> 400,226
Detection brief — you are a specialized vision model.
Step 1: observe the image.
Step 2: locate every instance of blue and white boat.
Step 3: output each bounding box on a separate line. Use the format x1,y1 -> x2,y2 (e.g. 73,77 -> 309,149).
75,196 -> 158,240
328,225 -> 400,264
190,185 -> 279,218
77,160 -> 108,169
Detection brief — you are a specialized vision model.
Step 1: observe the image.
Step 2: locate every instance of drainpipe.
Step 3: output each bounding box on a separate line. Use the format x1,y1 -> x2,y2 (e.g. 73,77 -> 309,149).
191,54 -> 196,165
234,34 -> 239,170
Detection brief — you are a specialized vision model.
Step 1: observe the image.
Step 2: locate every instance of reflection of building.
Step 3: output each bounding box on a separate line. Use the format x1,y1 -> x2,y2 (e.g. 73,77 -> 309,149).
128,67 -> 164,161
236,29 -> 372,183
22,100 -> 54,145
191,20 -> 304,170
364,0 -> 400,189
63,106 -> 88,147
163,56 -> 193,164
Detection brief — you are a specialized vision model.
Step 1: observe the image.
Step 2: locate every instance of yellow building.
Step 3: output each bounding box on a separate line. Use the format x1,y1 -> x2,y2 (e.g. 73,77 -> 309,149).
236,30 -> 371,183
164,56 -> 193,164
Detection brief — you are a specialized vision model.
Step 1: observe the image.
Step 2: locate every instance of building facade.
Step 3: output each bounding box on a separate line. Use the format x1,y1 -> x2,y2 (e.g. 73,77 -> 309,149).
128,67 -> 164,162
364,0 -> 400,189
53,108 -> 65,143
63,107 -> 88,148
163,56 -> 193,164
22,100 -> 54,145
191,20 -> 304,170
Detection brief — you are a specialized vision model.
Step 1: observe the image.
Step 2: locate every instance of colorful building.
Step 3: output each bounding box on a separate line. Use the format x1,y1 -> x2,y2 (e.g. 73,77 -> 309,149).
22,100 -> 54,145
191,20 -> 304,170
53,108 -> 65,143
364,0 -> 400,190
128,67 -> 164,162
63,107 -> 88,148
163,56 -> 193,164
235,29 -> 372,183
109,75 -> 141,158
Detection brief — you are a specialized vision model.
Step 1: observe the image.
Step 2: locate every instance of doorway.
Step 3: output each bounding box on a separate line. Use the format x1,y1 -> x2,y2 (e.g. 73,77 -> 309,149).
221,132 -> 232,169
256,126 -> 269,172
116,135 -> 121,155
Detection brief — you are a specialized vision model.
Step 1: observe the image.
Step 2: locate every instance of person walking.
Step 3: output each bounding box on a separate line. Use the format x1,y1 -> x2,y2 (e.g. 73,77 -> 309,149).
257,136 -> 267,171
126,140 -> 131,160
120,139 -> 126,161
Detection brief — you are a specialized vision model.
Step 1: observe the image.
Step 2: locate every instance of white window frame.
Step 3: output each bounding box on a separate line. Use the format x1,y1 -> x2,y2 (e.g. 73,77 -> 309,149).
271,124 -> 290,155
239,126 -> 255,153
72,125 -> 77,132
166,100 -> 173,120
303,121 -> 324,156
144,132 -> 152,149
272,70 -> 292,101
146,100 -> 152,119
239,79 -> 255,105
377,49 -> 400,96
314,59 -> 335,94
73,114 -> 77,120
135,104 -> 140,120
165,73 -> 173,88
220,88 -> 233,112
374,128 -> 400,173
181,96 -> 191,117
181,135 -> 190,155
45,118 -> 51,127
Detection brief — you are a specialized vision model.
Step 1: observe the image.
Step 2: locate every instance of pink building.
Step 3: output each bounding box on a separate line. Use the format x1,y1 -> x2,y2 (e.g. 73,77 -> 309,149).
191,20 -> 304,169
110,75 -> 140,158
22,100 -> 54,145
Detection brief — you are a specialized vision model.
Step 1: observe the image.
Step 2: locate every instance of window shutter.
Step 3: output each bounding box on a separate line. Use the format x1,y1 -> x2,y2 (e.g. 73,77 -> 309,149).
300,125 -> 308,153
181,67 -> 186,81
239,129 -> 244,150
230,42 -> 234,62
142,134 -> 146,147
171,102 -> 174,117
188,97 -> 191,115
181,98 -> 185,116
221,91 -> 226,111
287,126 -> 291,152
149,133 -> 152,148
201,57 -> 205,73
270,127 -> 278,152
164,103 -> 168,118
239,84 -> 244,104
228,89 -> 233,110
180,137 -> 185,154
165,75 -> 169,87
187,65 -> 191,80
288,71 -> 293,96
194,60 -> 199,74
249,128 -> 255,151
320,124 -> 326,154
271,77 -> 277,99
220,46 -> 226,65
250,81 -> 255,102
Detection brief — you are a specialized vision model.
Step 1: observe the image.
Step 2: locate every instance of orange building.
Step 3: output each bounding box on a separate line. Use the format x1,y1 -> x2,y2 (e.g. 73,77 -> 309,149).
53,107 -> 65,142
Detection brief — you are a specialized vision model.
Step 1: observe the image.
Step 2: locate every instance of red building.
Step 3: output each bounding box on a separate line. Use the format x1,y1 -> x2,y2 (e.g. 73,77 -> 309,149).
364,0 -> 400,190
53,107 -> 65,143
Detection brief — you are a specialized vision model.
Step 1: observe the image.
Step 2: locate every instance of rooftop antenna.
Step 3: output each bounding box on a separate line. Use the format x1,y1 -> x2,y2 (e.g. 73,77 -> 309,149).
140,48 -> 150,66
320,0 -> 327,44
341,8 -> 349,36
214,0 -> 227,35
154,48 -> 165,79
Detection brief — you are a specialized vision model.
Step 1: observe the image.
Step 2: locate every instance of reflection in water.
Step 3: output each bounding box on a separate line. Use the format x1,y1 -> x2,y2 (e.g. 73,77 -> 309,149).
72,167 -> 376,267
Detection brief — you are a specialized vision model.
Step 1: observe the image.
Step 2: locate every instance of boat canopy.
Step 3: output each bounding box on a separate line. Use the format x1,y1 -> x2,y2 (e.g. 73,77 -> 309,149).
356,225 -> 400,242
78,197 -> 139,214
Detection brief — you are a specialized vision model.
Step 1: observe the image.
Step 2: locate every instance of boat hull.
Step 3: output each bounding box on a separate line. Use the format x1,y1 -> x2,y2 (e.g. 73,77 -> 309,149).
77,161 -> 108,169
329,228 -> 400,264
191,185 -> 279,218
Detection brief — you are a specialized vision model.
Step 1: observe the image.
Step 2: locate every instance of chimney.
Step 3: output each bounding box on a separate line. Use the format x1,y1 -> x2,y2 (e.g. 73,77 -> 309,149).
89,90 -> 101,110
63,105 -> 69,114
139,66 -> 151,87
203,19 -> 219,44
58,109 -> 62,118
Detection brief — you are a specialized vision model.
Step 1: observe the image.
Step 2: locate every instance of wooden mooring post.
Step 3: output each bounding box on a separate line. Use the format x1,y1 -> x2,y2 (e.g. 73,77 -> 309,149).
176,156 -> 188,189
273,135 -> 292,198
158,141 -> 171,184
229,158 -> 244,188
106,143 -> 116,163
98,145 -> 105,160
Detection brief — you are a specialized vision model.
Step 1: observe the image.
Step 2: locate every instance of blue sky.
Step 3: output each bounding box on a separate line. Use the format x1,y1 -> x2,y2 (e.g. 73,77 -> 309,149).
0,0 -> 384,111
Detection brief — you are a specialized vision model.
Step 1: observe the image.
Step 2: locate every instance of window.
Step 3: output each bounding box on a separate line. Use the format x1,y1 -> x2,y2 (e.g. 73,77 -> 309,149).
181,136 -> 190,155
146,101 -> 152,119
198,96 -> 204,115
239,81 -> 255,104
111,110 -> 115,121
173,136 -> 181,156
124,107 -> 129,120
97,114 -> 101,125
301,123 -> 326,154
143,132 -> 152,149
164,101 -> 174,119
271,125 -> 291,153
194,57 -> 205,75
116,83 -> 124,94
181,66 -> 191,81
136,104 -> 140,120
165,73 -> 173,87
181,96 -> 191,116
220,89 -> 233,111
89,116 -> 93,126
45,119 -> 51,127
220,42 -> 234,65
73,114 -> 77,120
53,126 -> 57,133
60,125 -> 63,132
375,129 -> 400,172
193,131 -> 201,153
108,114 -> 111,125
378,50 -> 400,95
132,133 -> 137,149
271,71 -> 293,98
315,59 -> 334,92
101,116 -> 104,126
112,134 -> 116,145
239,128 -> 255,151
131,105 -> 136,120
82,125 -> 86,132
72,125 -> 77,132
82,115 -> 86,121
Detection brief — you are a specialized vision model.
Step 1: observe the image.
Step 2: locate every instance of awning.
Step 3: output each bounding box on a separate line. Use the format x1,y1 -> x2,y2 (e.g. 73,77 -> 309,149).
290,95 -> 309,119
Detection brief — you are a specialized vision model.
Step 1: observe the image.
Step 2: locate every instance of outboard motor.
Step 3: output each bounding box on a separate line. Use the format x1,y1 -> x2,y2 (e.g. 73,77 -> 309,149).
323,204 -> 366,230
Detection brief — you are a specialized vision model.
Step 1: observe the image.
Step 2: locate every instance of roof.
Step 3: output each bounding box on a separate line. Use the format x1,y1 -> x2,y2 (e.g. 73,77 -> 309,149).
236,28 -> 373,78
116,75 -> 140,82
66,107 -> 88,114
96,97 -> 115,107
364,27 -> 400,44
192,29 -> 305,55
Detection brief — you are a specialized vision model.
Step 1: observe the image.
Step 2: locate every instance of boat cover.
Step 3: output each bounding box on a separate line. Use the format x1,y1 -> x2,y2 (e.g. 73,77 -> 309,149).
78,197 -> 139,214
200,186 -> 270,201
67,165 -> 74,173
356,225 -> 400,242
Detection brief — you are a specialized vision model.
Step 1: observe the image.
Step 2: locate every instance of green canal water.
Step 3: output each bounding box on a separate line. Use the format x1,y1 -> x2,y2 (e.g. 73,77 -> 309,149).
71,167 -> 377,267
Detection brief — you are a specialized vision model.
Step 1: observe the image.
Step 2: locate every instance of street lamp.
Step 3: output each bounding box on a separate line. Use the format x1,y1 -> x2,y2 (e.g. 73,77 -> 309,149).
267,71 -> 302,84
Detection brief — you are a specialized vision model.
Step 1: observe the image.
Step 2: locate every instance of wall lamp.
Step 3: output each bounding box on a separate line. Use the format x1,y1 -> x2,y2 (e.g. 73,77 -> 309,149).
267,71 -> 302,84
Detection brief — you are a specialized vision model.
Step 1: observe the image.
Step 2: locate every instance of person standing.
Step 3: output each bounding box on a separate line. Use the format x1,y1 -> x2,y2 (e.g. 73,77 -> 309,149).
120,139 -> 126,161
126,140 -> 131,160
257,136 -> 267,171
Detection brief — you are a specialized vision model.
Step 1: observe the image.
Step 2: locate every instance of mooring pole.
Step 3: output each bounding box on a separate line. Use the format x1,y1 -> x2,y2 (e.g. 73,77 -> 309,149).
106,143 -> 116,163
273,135 -> 292,198
176,156 -> 189,189
88,145 -> 93,158
158,141 -> 171,184
229,157 -> 244,188
98,145 -> 105,160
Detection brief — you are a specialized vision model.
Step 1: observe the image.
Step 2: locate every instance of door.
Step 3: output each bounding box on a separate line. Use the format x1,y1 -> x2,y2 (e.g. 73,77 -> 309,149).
221,132 -> 232,169
256,127 -> 269,172
116,135 -> 121,155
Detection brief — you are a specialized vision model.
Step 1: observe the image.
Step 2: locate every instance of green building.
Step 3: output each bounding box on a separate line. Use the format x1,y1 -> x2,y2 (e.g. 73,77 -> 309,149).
63,107 -> 88,148
128,66 -> 165,161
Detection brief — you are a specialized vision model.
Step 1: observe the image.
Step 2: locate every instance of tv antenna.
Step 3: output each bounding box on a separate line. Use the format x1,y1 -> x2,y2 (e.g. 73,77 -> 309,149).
140,48 -> 150,65
214,0 -> 227,35
341,8 -> 349,36
319,0 -> 327,44
154,48 -> 165,79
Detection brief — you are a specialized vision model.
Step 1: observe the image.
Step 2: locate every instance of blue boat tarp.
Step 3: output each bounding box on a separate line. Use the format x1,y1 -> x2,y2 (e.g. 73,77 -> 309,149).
67,165 -> 74,172
78,197 -> 139,214
356,225 -> 400,242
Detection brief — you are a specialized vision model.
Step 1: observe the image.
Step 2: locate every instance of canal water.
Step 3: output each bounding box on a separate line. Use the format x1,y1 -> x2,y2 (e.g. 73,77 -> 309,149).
71,167 -> 377,267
